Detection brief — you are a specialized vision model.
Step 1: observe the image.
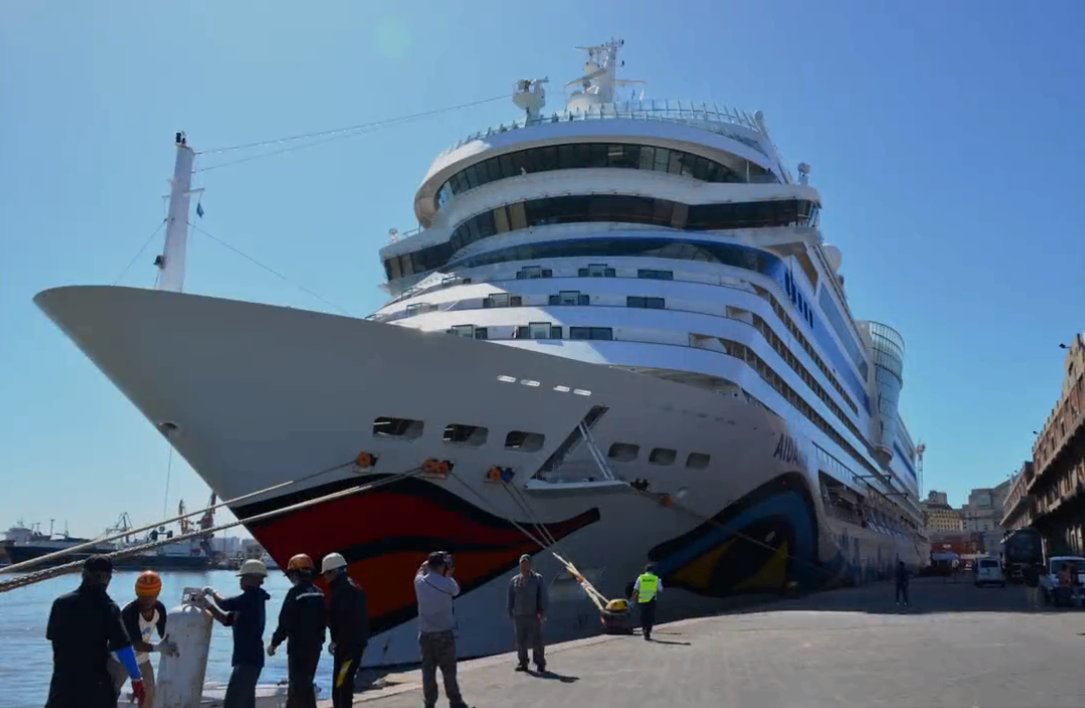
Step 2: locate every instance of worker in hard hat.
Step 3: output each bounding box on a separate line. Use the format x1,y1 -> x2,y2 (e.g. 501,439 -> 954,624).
268,554 -> 327,708
321,552 -> 370,708
203,558 -> 271,708
414,551 -> 469,708
45,555 -> 147,707
107,570 -> 179,708
507,553 -> 548,673
631,562 -> 663,641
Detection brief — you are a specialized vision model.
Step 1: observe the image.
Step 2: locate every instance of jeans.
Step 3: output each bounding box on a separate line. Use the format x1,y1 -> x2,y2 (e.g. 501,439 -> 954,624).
895,583 -> 909,604
639,599 -> 657,638
419,630 -> 467,708
223,663 -> 262,708
513,615 -> 545,668
286,649 -> 321,708
332,644 -> 365,708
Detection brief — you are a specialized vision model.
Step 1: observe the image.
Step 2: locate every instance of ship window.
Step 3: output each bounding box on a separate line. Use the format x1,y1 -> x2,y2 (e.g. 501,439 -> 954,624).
474,327 -> 488,340
443,423 -> 488,446
608,442 -> 639,462
649,448 -> 677,465
516,323 -> 561,340
405,303 -> 437,316
505,430 -> 545,452
549,290 -> 589,306
483,293 -> 522,308
580,263 -> 615,278
447,325 -> 476,338
516,266 -> 552,279
637,269 -> 673,280
570,327 -> 613,341
686,452 -> 711,468
627,296 -> 665,309
373,417 -> 424,440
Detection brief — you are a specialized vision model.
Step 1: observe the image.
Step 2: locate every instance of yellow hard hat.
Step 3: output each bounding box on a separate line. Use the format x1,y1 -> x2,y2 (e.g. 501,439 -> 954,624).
135,570 -> 162,598
287,554 -> 314,572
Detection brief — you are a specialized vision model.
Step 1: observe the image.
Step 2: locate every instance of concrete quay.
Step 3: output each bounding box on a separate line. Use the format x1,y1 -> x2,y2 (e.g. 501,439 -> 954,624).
313,578 -> 1085,708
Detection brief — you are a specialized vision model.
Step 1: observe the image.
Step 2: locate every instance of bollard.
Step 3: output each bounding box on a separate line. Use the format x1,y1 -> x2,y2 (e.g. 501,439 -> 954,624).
156,587 -> 214,708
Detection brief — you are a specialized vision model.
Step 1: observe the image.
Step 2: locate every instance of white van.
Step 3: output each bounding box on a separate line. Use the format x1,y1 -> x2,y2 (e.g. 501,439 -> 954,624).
973,557 -> 1005,587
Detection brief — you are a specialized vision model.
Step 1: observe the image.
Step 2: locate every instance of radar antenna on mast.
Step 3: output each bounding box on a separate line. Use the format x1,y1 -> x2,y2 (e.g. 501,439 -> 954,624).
513,77 -> 549,121
566,39 -> 645,113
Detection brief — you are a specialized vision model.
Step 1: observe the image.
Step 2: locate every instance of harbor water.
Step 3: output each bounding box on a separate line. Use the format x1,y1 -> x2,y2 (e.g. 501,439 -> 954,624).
0,569 -> 336,708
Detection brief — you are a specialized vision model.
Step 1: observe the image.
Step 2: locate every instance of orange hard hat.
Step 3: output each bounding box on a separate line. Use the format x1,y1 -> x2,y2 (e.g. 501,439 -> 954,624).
135,570 -> 162,598
287,554 -> 315,572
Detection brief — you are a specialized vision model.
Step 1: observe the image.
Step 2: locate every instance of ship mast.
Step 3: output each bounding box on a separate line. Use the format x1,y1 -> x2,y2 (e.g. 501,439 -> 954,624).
156,132 -> 196,292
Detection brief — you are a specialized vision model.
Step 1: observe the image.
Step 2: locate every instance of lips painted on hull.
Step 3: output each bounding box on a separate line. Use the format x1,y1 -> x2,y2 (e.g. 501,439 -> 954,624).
237,475 -> 600,634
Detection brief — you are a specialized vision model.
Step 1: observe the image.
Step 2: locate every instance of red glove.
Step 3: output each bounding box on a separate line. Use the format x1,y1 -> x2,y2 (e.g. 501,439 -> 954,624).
131,678 -> 147,706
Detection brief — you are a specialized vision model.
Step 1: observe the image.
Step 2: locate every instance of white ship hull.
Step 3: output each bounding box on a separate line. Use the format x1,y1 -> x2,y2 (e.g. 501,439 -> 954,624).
37,285 -> 920,665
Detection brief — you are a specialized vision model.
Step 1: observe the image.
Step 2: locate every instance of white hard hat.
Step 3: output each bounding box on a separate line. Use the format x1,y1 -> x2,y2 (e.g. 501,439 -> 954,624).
237,559 -> 268,577
321,552 -> 348,574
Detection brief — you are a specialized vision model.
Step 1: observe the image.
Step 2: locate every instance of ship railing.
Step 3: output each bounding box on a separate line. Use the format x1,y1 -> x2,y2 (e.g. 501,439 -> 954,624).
442,99 -> 769,157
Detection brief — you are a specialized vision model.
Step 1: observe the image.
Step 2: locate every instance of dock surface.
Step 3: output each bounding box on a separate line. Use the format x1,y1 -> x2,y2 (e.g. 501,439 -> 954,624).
326,577 -> 1085,707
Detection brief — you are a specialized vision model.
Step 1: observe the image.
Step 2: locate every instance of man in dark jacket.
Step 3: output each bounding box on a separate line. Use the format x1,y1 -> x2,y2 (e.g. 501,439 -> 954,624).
204,558 -> 271,708
1023,562 -> 1042,611
895,560 -> 910,607
46,555 -> 147,708
268,554 -> 327,708
322,552 -> 369,708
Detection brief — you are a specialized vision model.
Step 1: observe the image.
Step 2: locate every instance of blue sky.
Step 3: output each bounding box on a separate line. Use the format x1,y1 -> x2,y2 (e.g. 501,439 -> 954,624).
2,1 -> 1083,535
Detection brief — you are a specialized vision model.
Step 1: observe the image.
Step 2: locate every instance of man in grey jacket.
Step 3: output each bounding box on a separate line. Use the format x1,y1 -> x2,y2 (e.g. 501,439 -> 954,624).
507,554 -> 548,673
414,551 -> 469,708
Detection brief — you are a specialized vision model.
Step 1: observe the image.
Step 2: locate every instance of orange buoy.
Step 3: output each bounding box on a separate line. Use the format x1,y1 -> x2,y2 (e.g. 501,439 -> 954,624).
485,466 -> 502,483
355,451 -> 376,469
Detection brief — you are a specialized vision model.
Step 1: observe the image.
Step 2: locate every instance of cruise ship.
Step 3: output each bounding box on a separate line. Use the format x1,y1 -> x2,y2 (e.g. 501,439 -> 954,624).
35,40 -> 924,665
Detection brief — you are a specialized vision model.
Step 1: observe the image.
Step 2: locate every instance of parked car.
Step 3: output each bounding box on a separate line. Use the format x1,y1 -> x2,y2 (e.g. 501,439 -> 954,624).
1039,555 -> 1085,605
972,557 -> 1005,587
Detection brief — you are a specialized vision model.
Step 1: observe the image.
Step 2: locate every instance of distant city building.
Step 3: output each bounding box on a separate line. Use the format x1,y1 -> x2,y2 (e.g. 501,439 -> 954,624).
922,490 -> 963,535
1001,462 -> 1036,531
961,478 -> 1013,554
1026,333 -> 1085,556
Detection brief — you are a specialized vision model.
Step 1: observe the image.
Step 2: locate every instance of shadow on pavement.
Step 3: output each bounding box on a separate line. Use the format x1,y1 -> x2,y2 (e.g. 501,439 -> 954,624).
648,638 -> 692,646
532,670 -> 579,683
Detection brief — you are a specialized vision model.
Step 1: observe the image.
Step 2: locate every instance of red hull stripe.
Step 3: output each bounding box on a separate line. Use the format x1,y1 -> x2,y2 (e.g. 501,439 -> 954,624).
237,476 -> 600,634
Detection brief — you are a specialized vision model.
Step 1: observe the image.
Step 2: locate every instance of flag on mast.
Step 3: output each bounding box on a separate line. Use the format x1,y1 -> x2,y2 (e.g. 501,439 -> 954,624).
196,200 -> 205,218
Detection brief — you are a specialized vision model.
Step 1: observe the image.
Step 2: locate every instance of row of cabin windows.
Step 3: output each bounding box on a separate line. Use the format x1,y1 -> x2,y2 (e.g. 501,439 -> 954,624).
435,142 -> 766,208
516,265 -> 673,280
446,324 -> 613,341
607,442 -> 710,469
385,195 -> 818,279
372,416 -> 712,471
749,315 -> 864,440
421,264 -> 858,421
752,284 -> 859,416
373,416 -> 544,451
691,327 -> 863,448
480,292 -> 663,309
387,237 -> 869,413
720,339 -> 879,481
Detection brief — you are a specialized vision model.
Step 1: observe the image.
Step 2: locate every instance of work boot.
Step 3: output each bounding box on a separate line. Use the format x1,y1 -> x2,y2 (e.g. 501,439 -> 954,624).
515,663 -> 528,672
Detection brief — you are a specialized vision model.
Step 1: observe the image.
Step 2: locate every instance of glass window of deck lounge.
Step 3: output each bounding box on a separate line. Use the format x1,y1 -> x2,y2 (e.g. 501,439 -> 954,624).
436,142 -> 776,207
